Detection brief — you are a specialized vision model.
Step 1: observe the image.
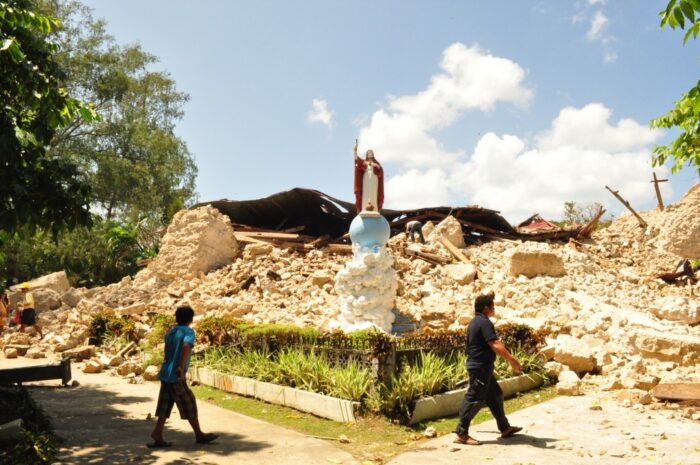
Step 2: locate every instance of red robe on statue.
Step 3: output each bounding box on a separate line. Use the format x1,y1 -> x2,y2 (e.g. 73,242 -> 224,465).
354,156 -> 384,214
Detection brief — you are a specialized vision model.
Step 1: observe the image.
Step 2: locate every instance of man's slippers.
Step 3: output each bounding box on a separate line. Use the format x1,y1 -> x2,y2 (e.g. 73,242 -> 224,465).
196,433 -> 219,444
500,426 -> 523,438
146,440 -> 172,448
453,435 -> 482,445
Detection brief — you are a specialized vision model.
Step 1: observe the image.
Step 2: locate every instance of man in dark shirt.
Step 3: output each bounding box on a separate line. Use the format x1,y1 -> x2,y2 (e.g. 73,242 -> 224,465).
454,292 -> 523,445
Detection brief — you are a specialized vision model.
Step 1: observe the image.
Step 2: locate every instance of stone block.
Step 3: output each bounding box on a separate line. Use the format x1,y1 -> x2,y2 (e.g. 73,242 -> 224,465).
553,335 -> 596,373
615,389 -> 652,405
61,288 -> 83,308
62,345 -> 95,361
442,263 -> 477,285
556,370 -> 582,396
116,361 -> 143,376
25,348 -> 46,359
427,216 -> 465,248
82,360 -> 102,374
4,347 -> 18,359
143,365 -> 160,381
115,303 -> 147,316
507,244 -> 565,278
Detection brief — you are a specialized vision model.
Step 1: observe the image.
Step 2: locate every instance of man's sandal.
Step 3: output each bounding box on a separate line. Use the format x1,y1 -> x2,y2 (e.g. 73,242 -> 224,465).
500,426 -> 523,438
196,433 -> 219,444
146,439 -> 172,448
453,434 -> 482,445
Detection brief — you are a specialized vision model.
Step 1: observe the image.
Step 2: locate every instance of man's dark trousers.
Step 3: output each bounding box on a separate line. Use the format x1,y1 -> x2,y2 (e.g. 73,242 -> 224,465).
455,365 -> 510,436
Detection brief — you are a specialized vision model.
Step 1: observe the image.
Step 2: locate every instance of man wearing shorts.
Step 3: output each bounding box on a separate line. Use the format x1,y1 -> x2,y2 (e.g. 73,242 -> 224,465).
19,283 -> 42,339
149,305 -> 217,448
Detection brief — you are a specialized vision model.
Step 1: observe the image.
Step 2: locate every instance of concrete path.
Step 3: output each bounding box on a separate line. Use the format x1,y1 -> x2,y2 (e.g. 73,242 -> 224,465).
4,357 -> 700,465
2,358 -> 356,465
388,394 -> 700,465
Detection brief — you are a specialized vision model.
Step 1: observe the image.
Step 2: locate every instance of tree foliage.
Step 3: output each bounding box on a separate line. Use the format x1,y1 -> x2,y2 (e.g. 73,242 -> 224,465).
0,0 -> 96,235
651,0 -> 700,175
1,0 -> 197,287
0,217 -> 157,287
42,0 -> 197,223
561,201 -> 604,226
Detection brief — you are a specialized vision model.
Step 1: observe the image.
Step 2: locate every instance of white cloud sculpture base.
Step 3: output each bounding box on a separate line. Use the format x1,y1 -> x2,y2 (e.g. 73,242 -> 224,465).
332,245 -> 397,333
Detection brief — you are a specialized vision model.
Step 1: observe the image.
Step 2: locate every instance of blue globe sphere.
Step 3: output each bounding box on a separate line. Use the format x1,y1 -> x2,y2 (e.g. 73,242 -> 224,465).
349,214 -> 390,248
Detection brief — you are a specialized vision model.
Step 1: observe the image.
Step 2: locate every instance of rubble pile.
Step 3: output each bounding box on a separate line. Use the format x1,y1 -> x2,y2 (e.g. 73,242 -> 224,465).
2,183 -> 700,410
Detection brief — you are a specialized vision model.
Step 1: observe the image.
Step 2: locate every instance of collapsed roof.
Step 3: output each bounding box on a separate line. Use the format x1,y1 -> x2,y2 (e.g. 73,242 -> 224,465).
195,188 -> 580,242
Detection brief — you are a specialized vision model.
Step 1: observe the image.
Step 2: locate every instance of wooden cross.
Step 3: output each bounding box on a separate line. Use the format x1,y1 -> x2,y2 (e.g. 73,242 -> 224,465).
651,172 -> 669,211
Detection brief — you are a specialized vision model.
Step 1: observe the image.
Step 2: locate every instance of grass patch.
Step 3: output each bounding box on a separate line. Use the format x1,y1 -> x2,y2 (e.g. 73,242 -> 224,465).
193,384 -> 556,464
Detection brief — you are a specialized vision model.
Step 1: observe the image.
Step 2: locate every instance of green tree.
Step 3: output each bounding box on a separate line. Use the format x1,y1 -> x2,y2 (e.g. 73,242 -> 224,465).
562,201 -> 604,226
42,0 -> 197,224
0,218 -> 155,287
0,0 -> 96,235
651,0 -> 700,175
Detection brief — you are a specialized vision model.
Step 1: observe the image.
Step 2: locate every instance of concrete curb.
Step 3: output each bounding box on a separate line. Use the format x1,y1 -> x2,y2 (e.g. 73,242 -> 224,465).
409,373 -> 545,424
189,367 -> 359,423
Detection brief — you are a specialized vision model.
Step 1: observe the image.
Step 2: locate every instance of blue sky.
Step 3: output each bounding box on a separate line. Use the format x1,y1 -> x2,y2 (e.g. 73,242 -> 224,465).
83,0 -> 699,222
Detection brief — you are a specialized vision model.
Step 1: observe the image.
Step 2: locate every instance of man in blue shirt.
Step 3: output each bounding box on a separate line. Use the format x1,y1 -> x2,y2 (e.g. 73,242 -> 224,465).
149,306 -> 217,448
454,292 -> 523,445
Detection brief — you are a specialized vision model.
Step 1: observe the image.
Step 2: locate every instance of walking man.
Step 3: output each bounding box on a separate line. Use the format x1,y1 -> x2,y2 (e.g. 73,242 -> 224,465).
405,220 -> 425,244
455,292 -> 523,445
149,305 -> 218,448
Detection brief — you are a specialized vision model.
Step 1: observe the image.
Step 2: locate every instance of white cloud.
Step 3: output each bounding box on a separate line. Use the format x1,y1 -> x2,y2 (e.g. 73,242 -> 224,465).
385,168 -> 452,209
587,11 -> 609,40
572,11 -> 587,24
450,105 -> 667,222
536,103 -> 658,152
307,98 -> 333,127
588,0 -> 606,5
358,44 -> 666,223
357,43 -> 532,169
604,50 -> 618,63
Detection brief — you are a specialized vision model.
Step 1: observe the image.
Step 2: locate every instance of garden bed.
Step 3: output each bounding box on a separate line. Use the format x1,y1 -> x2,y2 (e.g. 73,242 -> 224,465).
189,367 -> 359,422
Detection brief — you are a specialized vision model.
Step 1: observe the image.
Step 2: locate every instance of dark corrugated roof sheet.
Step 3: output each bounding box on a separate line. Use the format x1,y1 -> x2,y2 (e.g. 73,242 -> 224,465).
195,188 -> 516,238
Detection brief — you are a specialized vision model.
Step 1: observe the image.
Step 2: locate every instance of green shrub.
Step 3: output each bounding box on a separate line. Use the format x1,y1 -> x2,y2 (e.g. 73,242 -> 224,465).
273,349 -> 331,392
140,313 -> 175,368
327,360 -> 372,402
196,315 -> 239,345
88,310 -> 137,346
145,313 -> 176,347
497,323 -> 545,354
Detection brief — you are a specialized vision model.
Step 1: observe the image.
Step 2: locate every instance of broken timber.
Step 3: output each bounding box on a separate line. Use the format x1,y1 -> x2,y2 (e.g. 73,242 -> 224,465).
438,236 -> 471,264
0,357 -> 72,386
577,205 -> 606,239
605,185 -> 647,228
403,247 -> 450,265
651,383 -> 700,402
651,172 -> 668,211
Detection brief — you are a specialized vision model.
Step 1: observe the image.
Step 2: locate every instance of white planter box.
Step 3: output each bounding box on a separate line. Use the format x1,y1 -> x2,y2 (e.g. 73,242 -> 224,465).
189,367 -> 359,423
409,373 -> 545,425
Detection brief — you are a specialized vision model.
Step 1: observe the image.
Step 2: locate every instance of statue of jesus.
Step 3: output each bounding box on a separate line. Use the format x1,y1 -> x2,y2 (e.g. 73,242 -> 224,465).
353,139 -> 384,215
